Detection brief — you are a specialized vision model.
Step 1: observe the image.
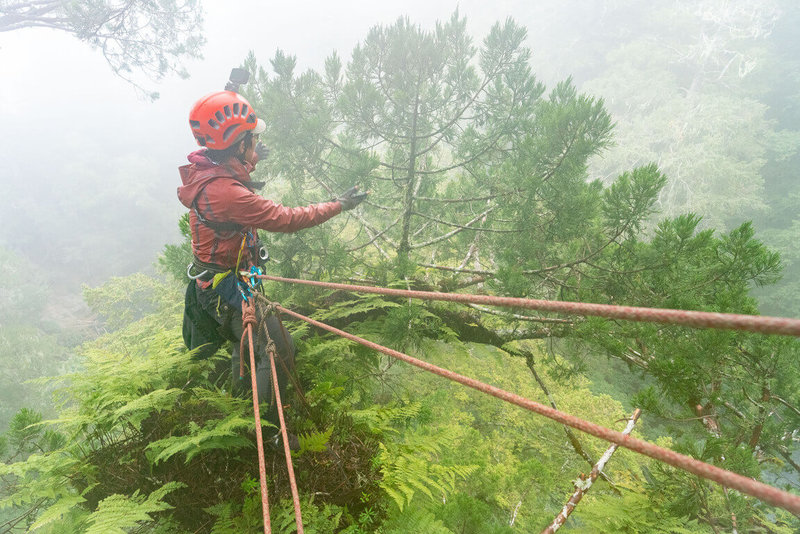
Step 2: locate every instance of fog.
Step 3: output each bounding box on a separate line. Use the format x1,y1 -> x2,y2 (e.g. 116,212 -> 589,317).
0,0 -> 797,386
0,0 -> 547,294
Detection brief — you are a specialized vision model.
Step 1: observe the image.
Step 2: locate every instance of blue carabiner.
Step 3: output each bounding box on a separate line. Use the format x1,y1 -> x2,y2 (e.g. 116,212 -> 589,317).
238,279 -> 251,302
249,265 -> 263,289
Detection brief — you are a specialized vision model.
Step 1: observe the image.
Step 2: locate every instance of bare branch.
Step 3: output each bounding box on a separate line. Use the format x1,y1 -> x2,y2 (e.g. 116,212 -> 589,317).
410,207 -> 496,249
541,409 -> 641,533
411,211 -> 517,234
470,304 -> 574,324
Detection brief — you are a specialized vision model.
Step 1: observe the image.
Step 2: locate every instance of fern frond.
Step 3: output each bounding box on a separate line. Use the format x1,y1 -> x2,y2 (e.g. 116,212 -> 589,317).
146,414 -> 254,464
28,484 -> 96,531
83,481 -> 185,534
311,294 -> 401,322
113,388 -> 183,430
296,427 -> 334,456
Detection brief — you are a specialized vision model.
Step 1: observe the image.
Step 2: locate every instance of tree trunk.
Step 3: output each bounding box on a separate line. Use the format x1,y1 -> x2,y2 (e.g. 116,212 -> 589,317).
397,92 -> 420,266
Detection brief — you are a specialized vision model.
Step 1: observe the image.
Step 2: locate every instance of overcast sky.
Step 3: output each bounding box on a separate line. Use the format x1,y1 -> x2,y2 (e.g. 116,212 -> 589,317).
0,1 -> 548,283
0,0 -> 530,165
0,0 -> 573,283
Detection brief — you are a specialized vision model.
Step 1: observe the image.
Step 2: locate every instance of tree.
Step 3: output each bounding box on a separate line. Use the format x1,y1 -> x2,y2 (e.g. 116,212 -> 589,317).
0,0 -> 205,97
245,12 -> 617,286
237,11 -> 799,530
0,247 -> 75,432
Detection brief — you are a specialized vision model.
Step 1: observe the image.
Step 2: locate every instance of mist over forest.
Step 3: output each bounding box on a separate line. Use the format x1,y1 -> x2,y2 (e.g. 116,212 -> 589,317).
1,1 -> 798,532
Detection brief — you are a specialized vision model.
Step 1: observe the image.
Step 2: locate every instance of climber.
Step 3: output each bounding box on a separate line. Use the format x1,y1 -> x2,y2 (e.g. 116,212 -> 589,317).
177,87 -> 366,447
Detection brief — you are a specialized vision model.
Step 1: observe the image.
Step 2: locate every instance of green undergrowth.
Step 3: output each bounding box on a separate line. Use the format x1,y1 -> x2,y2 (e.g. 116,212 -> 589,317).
1,274 -> 772,532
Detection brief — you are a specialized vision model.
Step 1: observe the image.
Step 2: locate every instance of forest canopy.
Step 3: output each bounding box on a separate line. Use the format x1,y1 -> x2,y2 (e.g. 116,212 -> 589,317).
2,6 -> 799,533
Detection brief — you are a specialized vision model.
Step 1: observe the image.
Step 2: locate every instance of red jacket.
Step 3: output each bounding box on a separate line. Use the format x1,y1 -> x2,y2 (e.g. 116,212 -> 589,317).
177,149 -> 341,269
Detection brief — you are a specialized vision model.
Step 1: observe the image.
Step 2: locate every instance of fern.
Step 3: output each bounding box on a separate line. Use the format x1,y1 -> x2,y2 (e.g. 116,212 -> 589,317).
295,427 -> 334,456
28,485 -> 94,531
273,498 -> 346,534
146,413 -> 256,464
376,425 -> 478,511
382,506 -> 454,534
350,402 -> 422,435
311,293 -> 401,322
84,481 -> 185,534
113,387 -> 183,430
0,451 -> 80,509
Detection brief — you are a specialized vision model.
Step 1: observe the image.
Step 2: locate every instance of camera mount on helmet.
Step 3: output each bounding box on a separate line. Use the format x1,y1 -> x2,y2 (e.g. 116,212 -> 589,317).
225,67 -> 250,93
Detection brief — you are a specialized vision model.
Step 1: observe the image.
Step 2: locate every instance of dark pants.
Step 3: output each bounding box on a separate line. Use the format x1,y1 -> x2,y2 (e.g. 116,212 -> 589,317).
182,279 -> 295,429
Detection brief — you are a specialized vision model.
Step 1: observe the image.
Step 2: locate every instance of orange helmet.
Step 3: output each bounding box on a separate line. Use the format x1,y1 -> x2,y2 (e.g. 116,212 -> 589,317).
189,91 -> 266,149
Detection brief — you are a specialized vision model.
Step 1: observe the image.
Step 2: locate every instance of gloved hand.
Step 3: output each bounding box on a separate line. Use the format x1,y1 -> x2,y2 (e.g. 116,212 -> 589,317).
336,186 -> 368,211
255,142 -> 270,162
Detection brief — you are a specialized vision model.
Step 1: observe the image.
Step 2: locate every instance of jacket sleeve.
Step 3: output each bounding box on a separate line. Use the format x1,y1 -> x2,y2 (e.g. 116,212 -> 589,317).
211,181 -> 343,232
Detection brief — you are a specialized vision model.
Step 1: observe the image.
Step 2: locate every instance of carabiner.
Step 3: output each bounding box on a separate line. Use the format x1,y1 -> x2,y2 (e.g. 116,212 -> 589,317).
186,263 -> 209,280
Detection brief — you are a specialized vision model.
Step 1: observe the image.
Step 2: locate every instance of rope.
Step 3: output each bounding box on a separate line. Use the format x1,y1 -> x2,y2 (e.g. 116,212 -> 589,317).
255,275 -> 800,337
240,301 -> 257,379
275,305 -> 800,516
241,299 -> 271,534
260,301 -> 305,534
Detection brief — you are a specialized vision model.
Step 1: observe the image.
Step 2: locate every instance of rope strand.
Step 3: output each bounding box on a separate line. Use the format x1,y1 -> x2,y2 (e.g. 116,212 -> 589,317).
241,300 -> 271,534
255,275 -> 800,337
261,304 -> 305,533
276,305 -> 800,516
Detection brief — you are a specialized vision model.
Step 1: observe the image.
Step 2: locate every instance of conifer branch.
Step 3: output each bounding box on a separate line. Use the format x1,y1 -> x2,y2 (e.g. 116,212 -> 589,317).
410,207 -> 496,249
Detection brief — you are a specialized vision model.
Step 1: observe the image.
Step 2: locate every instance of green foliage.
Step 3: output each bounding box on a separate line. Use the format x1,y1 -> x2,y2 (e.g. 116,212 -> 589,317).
295,426 -> 334,456
83,273 -> 173,331
377,437 -> 478,512
159,213 -> 194,283
580,488 -> 712,533
146,413 -> 256,465
0,0 -> 205,97
272,499 -> 345,534
29,489 -> 91,532
7,7 -> 800,533
83,482 -> 185,534
381,507 -> 453,533
0,246 -> 78,432
311,293 -> 401,323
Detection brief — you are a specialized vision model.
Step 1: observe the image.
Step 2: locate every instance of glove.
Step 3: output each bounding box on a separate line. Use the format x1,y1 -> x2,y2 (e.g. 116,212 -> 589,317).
255,142 -> 270,162
336,186 -> 368,211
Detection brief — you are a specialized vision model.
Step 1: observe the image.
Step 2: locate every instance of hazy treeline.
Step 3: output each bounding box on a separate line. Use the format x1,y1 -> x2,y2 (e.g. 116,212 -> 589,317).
1,1 -> 798,532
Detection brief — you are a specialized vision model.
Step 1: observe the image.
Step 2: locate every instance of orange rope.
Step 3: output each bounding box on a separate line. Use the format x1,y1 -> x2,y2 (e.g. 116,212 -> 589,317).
255,275 -> 800,337
276,304 -> 800,516
241,300 -> 271,534
263,320 -> 304,533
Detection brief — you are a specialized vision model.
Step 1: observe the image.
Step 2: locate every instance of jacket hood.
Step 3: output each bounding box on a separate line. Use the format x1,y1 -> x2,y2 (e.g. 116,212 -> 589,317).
177,149 -> 252,209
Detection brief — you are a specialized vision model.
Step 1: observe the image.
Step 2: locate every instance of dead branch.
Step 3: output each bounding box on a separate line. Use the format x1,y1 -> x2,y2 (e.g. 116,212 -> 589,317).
541,409 -> 641,534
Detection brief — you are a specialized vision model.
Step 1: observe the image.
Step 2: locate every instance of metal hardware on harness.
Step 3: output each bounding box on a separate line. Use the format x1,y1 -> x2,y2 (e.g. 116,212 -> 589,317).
186,263 -> 209,280
258,245 -> 269,263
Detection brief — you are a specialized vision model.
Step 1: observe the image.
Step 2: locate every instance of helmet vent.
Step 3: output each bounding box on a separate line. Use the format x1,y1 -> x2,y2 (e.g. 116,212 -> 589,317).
233,103 -> 240,116
215,111 -> 225,123
241,104 -> 249,117
224,105 -> 232,118
208,119 -> 220,130
222,124 -> 241,142
246,113 -> 256,124
190,120 -> 201,129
